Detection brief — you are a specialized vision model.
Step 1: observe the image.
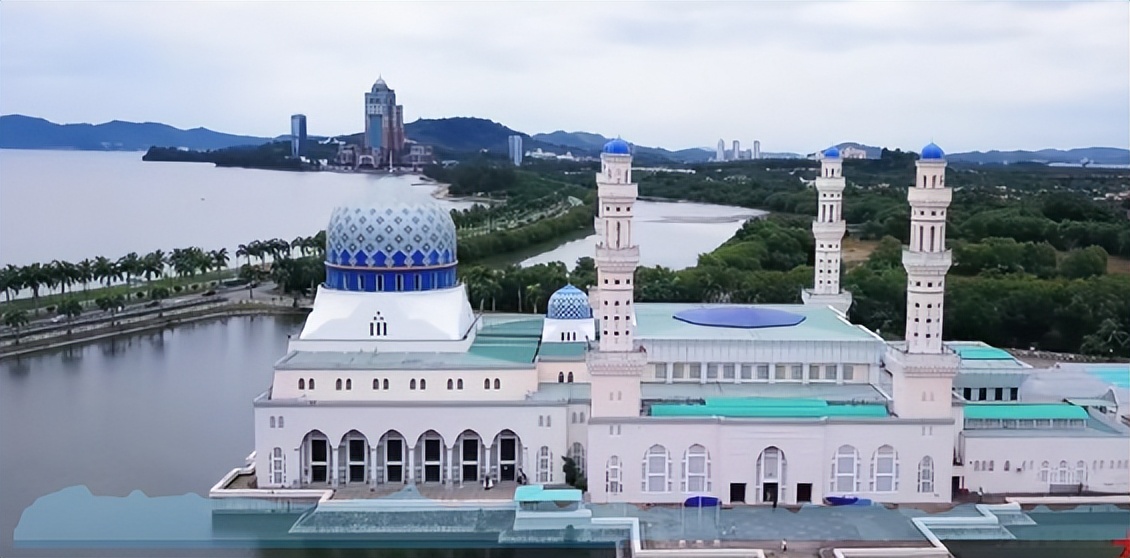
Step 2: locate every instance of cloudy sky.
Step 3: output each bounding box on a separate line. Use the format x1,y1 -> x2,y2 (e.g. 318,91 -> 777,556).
1,1 -> 1127,153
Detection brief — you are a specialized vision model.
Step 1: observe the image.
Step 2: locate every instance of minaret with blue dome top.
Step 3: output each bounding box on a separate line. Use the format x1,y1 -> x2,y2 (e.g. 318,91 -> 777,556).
802,146 -> 853,313
587,137 -> 646,419
885,141 -> 960,421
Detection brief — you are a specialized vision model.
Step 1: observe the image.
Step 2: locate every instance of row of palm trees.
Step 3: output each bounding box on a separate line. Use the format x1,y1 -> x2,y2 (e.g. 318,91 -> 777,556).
236,233 -> 325,268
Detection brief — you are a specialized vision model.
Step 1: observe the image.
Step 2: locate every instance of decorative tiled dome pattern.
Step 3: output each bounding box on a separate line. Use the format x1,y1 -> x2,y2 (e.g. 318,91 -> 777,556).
546,284 -> 593,320
326,186 -> 457,269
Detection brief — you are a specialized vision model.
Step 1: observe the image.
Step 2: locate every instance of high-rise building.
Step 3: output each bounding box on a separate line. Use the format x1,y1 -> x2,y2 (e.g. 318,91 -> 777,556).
715,139 -> 725,162
290,114 -> 307,158
801,146 -> 852,314
364,77 -> 406,165
508,135 -> 523,166
731,140 -> 740,162
753,140 -> 761,160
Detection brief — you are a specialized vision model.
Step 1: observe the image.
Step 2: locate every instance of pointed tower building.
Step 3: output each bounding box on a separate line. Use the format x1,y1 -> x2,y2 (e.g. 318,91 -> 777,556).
886,142 -> 960,419
587,139 -> 645,419
802,146 -> 853,314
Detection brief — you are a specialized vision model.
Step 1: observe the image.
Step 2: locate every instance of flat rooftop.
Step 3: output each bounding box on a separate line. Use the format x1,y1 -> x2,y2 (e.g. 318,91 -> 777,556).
529,381 -> 890,405
650,397 -> 889,418
633,303 -> 882,343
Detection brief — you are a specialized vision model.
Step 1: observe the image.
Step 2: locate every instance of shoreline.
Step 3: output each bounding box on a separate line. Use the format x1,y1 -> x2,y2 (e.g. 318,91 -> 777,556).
0,299 -> 308,360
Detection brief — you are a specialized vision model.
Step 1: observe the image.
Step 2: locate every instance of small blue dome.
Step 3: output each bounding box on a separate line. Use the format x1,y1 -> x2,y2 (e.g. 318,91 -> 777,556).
921,143 -> 945,160
822,146 -> 841,159
546,284 -> 592,320
602,138 -> 631,155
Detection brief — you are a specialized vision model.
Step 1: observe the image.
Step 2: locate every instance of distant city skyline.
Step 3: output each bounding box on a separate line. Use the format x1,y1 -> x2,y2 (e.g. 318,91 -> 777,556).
0,2 -> 1126,153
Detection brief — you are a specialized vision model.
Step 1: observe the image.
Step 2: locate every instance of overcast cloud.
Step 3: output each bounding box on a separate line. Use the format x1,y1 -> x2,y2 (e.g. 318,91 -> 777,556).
1,1 -> 1127,153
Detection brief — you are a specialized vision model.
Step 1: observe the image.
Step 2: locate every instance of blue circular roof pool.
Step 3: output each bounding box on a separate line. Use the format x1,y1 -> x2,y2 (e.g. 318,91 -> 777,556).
673,307 -> 806,329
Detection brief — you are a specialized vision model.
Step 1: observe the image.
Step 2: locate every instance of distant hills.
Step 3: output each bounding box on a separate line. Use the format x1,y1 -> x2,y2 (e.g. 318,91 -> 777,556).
0,114 -> 271,151
3,113 -> 1126,166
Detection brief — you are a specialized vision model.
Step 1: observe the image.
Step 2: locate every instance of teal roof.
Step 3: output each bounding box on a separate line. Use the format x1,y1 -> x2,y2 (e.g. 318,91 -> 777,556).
514,485 -> 583,503
650,397 -> 889,418
963,403 -> 1088,421
633,303 -> 880,343
951,344 -> 1015,361
536,342 -> 587,360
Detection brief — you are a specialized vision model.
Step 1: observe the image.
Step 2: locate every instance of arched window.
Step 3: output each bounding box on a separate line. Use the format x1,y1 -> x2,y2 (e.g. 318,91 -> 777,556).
974,461 -> 980,472
537,446 -> 553,483
269,416 -> 276,428
382,378 -> 389,390
831,445 -> 859,493
571,412 -> 577,424
570,442 -> 586,472
420,379 -> 426,390
447,379 -> 454,390
335,379 -> 343,391
579,412 -> 585,422
308,378 -> 314,389
457,379 -> 463,390
558,372 -> 565,383
606,456 -> 622,493
373,379 -> 379,390
683,444 -> 711,493
299,378 -> 306,390
546,415 -> 551,427
485,378 -> 491,389
917,456 -> 934,493
538,416 -> 544,427
270,447 -> 285,485
567,372 -> 574,383
643,445 -> 671,493
277,416 -> 283,428
493,378 -> 500,390
1039,461 -> 1050,482
1075,461 -> 1086,485
345,379 -> 352,390
872,445 -> 899,492
410,379 -> 417,390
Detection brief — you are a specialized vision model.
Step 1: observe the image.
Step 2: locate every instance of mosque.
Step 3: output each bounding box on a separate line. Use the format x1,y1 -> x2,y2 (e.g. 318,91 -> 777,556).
233,140 -> 1129,506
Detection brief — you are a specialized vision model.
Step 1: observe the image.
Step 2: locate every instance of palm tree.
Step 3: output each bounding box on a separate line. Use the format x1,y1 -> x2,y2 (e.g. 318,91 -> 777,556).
0,264 -> 22,303
2,309 -> 30,343
51,260 -> 79,297
291,236 -> 308,257
76,258 -> 95,296
312,230 -> 327,257
57,298 -> 83,334
210,248 -> 230,277
142,250 -> 166,286
21,263 -> 49,314
92,256 -> 119,289
236,244 -> 252,267
118,252 -> 142,288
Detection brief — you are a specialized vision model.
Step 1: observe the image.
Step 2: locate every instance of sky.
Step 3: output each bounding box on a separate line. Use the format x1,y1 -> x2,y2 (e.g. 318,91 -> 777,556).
1,1 -> 1127,153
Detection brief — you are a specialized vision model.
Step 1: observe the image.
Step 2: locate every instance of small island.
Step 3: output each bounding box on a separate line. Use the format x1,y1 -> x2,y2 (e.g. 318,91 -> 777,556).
142,141 -> 330,171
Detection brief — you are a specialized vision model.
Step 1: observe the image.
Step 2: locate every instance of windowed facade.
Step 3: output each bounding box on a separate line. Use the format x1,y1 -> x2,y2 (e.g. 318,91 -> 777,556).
831,445 -> 859,493
643,445 -> 671,493
682,444 -> 711,493
271,447 -> 285,485
917,456 -> 934,493
606,456 -> 622,493
537,446 -> 553,483
871,445 -> 899,492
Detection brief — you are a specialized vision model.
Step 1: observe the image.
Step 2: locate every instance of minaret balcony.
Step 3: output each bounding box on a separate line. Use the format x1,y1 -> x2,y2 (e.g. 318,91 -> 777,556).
907,187 -> 952,206
595,246 -> 640,271
812,220 -> 846,238
884,344 -> 960,378
597,182 -> 638,201
814,177 -> 846,192
901,249 -> 952,276
587,348 -> 648,376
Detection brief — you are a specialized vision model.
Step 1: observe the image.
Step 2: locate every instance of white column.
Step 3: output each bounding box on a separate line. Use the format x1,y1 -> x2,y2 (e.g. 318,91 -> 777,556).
407,445 -> 416,484
370,447 -> 378,487
447,445 -> 455,485
329,444 -> 338,487
484,444 -> 493,481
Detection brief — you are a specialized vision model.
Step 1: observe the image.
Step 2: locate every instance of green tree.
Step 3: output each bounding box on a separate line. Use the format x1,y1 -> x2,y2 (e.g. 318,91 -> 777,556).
1059,246 -> 1108,279
3,309 -> 30,343
57,298 -> 83,334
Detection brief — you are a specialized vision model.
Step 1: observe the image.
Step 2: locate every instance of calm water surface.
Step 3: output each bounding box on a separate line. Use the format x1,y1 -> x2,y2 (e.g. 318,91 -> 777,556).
0,150 -> 760,270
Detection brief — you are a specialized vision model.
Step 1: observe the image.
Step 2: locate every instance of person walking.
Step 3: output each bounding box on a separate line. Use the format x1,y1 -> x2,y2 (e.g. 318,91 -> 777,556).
781,539 -> 788,552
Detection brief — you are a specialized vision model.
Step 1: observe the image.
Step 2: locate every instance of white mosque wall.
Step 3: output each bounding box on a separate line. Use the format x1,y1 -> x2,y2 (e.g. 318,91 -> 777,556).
254,403 -> 567,488
537,360 -> 589,384
270,368 -> 539,401
586,419 -> 955,505
960,434 -> 1130,495
298,285 -> 476,343
541,317 -> 595,344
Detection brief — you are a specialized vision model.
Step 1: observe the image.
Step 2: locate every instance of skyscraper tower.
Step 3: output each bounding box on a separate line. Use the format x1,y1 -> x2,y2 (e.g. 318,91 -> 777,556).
732,140 -> 740,161
887,142 -> 960,419
802,147 -> 852,314
588,138 -> 645,419
364,77 -> 406,164
290,114 -> 307,158
753,140 -> 761,160
716,139 -> 725,162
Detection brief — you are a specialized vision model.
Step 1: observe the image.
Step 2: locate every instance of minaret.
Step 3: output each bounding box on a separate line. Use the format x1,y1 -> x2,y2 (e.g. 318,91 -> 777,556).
886,142 -> 960,419
802,146 -> 852,314
588,138 -> 645,418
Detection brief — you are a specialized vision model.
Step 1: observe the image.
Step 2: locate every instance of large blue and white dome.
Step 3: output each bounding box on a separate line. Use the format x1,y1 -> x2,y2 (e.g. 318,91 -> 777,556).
324,176 -> 458,292
822,146 -> 841,159
546,284 -> 593,320
602,138 -> 631,155
921,142 -> 945,160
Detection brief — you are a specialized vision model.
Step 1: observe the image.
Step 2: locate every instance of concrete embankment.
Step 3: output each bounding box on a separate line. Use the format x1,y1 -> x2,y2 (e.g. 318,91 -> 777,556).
0,299 -> 309,360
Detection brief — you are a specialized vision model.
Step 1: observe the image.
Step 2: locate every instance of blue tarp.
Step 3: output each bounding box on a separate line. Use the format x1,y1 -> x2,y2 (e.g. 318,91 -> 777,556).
673,307 -> 805,329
